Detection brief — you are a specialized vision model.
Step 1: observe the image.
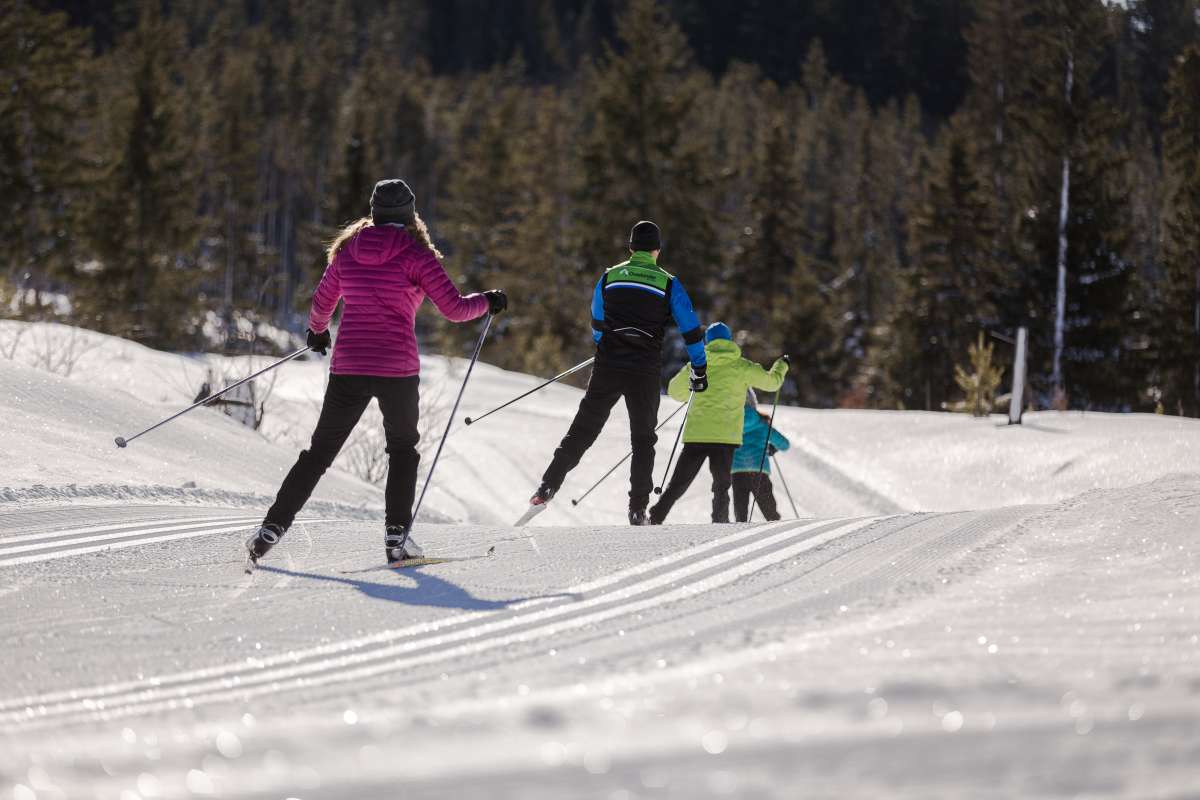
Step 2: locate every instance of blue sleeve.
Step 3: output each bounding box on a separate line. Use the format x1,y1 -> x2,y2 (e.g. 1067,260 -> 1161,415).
669,279 -> 706,367
591,276 -> 605,344
769,426 -> 790,451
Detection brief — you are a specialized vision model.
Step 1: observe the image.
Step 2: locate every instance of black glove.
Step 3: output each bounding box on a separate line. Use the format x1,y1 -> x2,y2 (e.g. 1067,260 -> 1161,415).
484,289 -> 508,315
690,364 -> 708,393
767,444 -> 778,457
306,328 -> 331,356
779,354 -> 791,365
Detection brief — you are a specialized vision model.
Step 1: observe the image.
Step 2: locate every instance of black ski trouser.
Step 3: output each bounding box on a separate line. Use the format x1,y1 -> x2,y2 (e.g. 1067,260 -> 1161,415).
649,443 -> 737,524
732,472 -> 781,522
267,374 -> 420,531
542,364 -> 661,512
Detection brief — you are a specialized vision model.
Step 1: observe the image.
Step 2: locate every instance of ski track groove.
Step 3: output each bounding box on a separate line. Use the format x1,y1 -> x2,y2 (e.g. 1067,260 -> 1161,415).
0,520 -> 811,719
0,514 -> 333,569
0,517 -> 884,728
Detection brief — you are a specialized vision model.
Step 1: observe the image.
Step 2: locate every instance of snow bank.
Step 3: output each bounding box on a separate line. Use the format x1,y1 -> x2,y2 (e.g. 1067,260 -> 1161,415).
3,320 -> 1198,525
0,353 -> 381,515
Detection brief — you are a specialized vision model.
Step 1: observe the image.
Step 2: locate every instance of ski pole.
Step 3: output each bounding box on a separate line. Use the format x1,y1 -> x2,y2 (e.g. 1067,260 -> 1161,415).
408,313 -> 494,535
654,391 -> 694,495
748,357 -> 788,522
465,356 -> 594,426
114,346 -> 311,448
570,400 -> 687,507
772,454 -> 801,518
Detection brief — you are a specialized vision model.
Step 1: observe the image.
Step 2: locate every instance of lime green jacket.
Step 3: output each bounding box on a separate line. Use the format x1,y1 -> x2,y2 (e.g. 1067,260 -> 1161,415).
667,339 -> 789,445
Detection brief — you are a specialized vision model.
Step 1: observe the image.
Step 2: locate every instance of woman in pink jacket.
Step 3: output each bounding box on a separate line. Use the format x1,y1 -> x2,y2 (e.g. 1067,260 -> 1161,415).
247,179 -> 506,566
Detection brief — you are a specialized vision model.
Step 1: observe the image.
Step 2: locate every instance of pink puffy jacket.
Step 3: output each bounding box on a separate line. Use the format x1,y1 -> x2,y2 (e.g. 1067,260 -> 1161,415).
308,224 -> 489,377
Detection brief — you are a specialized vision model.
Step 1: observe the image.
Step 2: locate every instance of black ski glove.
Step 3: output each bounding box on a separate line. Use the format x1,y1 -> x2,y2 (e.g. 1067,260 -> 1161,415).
306,328 -> 331,355
690,364 -> 708,393
767,444 -> 778,457
484,289 -> 508,315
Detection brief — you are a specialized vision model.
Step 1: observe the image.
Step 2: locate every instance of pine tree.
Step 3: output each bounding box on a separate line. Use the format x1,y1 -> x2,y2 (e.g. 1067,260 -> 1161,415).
874,122 -> 999,410
1013,0 -> 1136,409
787,42 -> 854,406
1157,44 -> 1200,416
76,1 -> 199,346
0,1 -> 91,308
575,0 -> 718,360
954,331 -> 1005,416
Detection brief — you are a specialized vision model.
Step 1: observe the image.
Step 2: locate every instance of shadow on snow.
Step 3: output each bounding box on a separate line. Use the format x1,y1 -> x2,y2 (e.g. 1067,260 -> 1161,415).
257,564 -> 578,611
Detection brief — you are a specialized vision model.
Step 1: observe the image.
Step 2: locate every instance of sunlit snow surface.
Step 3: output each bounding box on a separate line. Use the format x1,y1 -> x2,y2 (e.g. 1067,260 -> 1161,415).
0,321 -> 1198,798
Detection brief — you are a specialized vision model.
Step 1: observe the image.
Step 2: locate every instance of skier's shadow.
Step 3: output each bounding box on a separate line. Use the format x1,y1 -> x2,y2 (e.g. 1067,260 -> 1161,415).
257,565 -> 575,611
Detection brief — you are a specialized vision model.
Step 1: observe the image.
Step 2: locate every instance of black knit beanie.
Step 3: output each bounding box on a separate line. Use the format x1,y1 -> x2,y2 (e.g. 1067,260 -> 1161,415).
370,179 -> 416,225
629,220 -> 662,252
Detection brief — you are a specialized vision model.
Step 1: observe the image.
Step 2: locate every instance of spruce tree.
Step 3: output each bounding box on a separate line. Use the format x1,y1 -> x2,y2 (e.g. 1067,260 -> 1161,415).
575,0 -> 718,349
76,1 -> 199,346
1157,44 -> 1200,416
0,2 -> 90,308
1013,0 -> 1136,408
874,122 -> 998,410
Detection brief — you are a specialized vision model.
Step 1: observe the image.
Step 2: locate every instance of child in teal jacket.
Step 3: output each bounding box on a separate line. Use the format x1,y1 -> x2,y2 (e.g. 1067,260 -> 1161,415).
731,403 -> 790,521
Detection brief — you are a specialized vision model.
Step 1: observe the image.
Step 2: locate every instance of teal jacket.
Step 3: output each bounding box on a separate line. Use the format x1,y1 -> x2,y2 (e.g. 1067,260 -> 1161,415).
667,339 -> 788,445
732,407 -> 790,474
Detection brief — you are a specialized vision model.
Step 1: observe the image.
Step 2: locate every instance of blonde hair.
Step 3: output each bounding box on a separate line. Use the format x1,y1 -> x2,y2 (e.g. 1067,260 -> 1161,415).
325,212 -> 444,263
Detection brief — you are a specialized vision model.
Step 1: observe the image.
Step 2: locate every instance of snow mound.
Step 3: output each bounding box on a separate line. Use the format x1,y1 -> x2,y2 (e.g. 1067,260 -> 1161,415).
3,320 -> 1200,527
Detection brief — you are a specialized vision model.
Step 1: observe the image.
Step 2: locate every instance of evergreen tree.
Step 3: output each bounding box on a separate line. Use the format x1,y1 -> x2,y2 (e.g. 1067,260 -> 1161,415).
575,0 -> 718,363
0,1 -> 90,308
963,0 -> 1032,304
1013,0 -> 1136,408
75,1 -> 198,346
786,42 -> 854,406
874,123 -> 999,410
1156,44 -> 1200,416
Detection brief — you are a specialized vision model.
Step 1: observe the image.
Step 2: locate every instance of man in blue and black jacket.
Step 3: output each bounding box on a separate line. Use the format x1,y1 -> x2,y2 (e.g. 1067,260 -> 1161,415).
527,220 -> 708,525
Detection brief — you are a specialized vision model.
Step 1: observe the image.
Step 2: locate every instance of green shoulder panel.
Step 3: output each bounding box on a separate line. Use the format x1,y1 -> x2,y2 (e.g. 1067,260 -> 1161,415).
604,261 -> 671,291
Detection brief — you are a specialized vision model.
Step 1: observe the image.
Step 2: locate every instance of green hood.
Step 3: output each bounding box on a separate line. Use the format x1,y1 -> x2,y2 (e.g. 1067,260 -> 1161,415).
668,340 -> 788,445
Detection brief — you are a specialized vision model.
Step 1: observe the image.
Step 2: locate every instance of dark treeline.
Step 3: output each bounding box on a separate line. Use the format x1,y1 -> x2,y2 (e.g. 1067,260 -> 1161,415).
4,0 -> 1200,414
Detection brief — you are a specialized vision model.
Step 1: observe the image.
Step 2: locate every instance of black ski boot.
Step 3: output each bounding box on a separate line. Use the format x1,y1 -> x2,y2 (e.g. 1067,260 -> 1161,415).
245,522 -> 284,573
385,525 -> 424,563
628,509 -> 650,526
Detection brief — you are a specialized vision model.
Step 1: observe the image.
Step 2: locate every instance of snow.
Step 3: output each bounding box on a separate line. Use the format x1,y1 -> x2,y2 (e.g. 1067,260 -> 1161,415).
0,321 -> 1198,798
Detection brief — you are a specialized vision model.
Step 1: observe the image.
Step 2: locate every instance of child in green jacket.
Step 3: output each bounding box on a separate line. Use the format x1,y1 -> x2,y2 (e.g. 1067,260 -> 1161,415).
649,323 -> 788,524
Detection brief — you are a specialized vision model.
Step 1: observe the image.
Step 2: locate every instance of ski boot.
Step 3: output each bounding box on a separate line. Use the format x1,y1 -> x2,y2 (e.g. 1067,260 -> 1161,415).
516,484 -> 555,526
245,522 -> 284,573
385,525 -> 423,564
628,509 -> 650,526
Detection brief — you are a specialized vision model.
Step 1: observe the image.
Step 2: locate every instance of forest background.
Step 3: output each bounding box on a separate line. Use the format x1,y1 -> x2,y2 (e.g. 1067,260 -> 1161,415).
3,0 -> 1200,414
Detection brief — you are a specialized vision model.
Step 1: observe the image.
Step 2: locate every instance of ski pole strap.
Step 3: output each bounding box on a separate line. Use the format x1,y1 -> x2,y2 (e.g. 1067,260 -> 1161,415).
465,357 -> 594,426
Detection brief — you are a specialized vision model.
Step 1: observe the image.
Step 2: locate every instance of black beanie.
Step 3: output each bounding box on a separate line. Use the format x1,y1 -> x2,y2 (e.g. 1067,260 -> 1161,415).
370,179 -> 416,225
629,220 -> 662,252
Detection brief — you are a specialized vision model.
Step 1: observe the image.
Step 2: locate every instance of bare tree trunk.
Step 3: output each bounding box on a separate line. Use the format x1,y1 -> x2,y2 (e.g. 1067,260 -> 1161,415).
1051,50 -> 1074,398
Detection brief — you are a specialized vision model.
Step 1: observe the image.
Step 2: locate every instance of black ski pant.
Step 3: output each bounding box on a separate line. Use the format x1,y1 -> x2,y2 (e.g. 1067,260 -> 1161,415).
266,374 -> 420,531
732,472 -> 781,522
649,443 -> 737,524
541,364 -> 661,512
